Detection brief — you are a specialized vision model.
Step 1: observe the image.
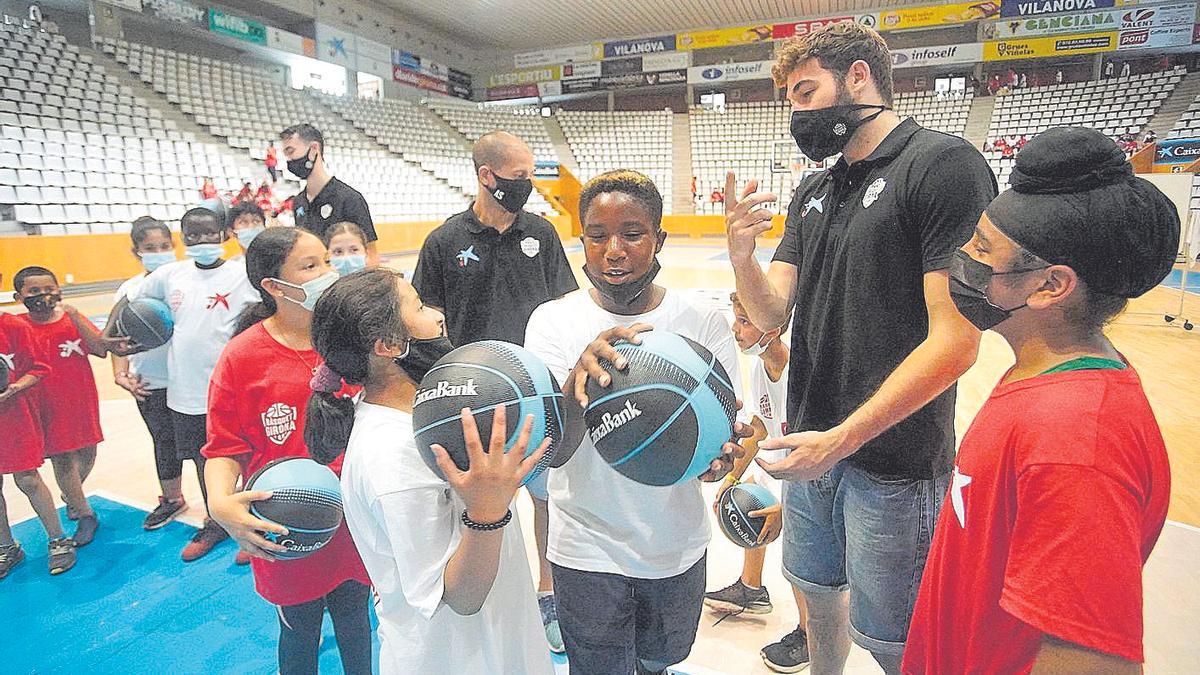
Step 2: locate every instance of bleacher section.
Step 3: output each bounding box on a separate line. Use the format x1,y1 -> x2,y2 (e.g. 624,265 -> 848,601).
895,91 -> 971,137
985,68 -> 1182,185
557,110 -> 673,214
1169,93 -> 1200,139
101,37 -> 471,222
0,20 -> 262,234
425,101 -> 556,162
689,101 -> 795,215
325,95 -> 558,216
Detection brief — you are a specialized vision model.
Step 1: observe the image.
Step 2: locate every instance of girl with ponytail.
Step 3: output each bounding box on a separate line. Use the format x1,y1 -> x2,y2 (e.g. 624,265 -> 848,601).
306,268 -> 554,674
201,227 -> 372,675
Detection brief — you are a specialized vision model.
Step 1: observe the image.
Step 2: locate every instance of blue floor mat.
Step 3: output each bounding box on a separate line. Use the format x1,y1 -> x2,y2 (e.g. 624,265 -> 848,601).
3,496 -> 379,675
1161,269 -> 1200,294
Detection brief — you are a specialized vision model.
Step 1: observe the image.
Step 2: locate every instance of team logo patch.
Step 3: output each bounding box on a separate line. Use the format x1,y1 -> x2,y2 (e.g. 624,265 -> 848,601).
262,403 -> 297,445
206,292 -> 231,311
833,122 -> 848,136
520,236 -> 540,258
802,193 -> 826,218
169,289 -> 185,312
758,393 -> 774,420
58,339 -> 84,358
862,178 -> 886,209
456,246 -> 480,267
951,466 -> 973,529
320,204 -> 333,219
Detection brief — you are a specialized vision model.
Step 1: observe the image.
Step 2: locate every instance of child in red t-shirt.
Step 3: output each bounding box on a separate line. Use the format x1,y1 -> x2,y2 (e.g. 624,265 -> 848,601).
13,266 -> 129,548
904,128 -> 1178,673
0,278 -> 77,577
203,228 -> 372,674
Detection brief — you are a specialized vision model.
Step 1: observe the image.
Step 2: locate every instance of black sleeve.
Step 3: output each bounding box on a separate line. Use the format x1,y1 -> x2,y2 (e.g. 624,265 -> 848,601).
771,189 -> 805,266
345,191 -> 377,242
909,143 -> 998,272
544,229 -> 579,299
411,232 -> 444,309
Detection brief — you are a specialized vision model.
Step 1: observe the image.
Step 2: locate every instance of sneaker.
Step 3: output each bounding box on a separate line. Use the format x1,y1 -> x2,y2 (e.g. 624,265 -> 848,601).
181,520 -> 230,562
0,543 -> 25,579
143,496 -> 186,530
703,579 -> 773,615
235,549 -> 252,566
761,625 -> 810,673
47,537 -> 76,576
73,515 -> 99,547
538,594 -> 565,654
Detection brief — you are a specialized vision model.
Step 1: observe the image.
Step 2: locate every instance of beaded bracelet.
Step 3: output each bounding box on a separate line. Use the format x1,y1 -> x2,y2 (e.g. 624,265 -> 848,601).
461,509 -> 512,531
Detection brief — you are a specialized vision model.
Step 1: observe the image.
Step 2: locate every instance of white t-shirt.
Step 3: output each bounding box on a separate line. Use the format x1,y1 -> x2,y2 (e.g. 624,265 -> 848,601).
340,402 -> 553,675
114,273 -> 169,391
742,356 -> 789,497
524,288 -> 743,579
129,259 -> 256,415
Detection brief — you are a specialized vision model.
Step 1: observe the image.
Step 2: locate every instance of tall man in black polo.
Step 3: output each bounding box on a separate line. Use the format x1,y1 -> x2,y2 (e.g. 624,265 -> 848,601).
280,123 -> 380,265
725,24 -> 997,674
411,130 -> 577,654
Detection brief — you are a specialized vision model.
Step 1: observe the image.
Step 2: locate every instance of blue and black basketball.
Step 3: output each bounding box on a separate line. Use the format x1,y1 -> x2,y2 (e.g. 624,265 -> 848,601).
412,340 -> 580,485
717,482 -> 778,549
245,457 -> 344,560
116,298 -> 174,349
584,330 -> 736,486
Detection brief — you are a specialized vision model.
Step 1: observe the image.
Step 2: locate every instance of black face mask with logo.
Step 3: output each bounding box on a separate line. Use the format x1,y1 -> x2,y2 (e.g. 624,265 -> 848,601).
287,147 -> 317,180
22,292 -> 61,314
790,103 -> 889,161
489,174 -> 534,213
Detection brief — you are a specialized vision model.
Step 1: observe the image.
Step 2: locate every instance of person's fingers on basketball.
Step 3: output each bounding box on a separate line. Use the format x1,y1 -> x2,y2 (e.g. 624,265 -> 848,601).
239,490 -> 275,504
502,412 -> 533,460
245,513 -> 288,537
518,438 -> 552,476
626,323 -> 653,343
458,408 -> 487,465
244,530 -> 288,554
485,406 -> 509,460
747,505 -> 781,519
431,444 -> 466,483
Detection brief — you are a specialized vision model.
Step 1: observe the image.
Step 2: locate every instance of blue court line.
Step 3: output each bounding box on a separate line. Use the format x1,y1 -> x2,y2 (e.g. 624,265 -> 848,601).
707,247 -> 777,264
1161,269 -> 1200,294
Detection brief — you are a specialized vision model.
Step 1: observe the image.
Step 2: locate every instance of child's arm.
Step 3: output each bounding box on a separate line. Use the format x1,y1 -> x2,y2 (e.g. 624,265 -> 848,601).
204,457 -> 288,561
63,305 -> 133,357
0,370 -> 43,406
109,353 -> 150,401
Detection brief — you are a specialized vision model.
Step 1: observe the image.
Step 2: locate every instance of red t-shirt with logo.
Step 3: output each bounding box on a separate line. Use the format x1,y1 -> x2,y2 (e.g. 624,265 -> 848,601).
21,312 -> 103,455
903,365 -> 1170,673
0,313 -> 52,472
202,321 -> 370,606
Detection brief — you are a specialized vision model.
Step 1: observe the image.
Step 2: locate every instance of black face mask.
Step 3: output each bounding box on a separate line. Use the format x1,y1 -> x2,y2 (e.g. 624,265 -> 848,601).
949,249 -> 1047,331
489,174 -> 534,213
790,103 -> 889,161
287,148 -> 317,180
582,259 -> 661,310
22,292 -> 61,313
393,336 -> 455,383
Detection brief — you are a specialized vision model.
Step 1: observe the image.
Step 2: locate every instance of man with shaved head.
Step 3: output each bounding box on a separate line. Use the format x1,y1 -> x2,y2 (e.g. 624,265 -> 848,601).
412,131 -> 578,654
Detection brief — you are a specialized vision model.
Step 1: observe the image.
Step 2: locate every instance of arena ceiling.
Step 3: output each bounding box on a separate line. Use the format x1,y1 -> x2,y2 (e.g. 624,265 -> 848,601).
379,0 -> 919,51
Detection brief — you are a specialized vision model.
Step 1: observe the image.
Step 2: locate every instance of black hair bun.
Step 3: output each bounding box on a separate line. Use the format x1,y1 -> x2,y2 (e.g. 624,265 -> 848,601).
1009,127 -> 1133,195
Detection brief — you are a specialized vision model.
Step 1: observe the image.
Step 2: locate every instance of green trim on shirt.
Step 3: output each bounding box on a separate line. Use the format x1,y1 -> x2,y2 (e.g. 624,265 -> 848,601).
1040,356 -> 1127,375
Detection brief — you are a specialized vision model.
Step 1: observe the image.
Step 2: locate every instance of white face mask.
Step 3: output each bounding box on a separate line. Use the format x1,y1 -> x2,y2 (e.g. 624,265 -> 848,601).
738,328 -> 782,357
269,271 -> 339,312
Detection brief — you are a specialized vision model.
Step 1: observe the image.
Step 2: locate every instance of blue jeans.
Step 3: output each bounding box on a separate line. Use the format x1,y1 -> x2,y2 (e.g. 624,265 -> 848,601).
781,461 -> 949,656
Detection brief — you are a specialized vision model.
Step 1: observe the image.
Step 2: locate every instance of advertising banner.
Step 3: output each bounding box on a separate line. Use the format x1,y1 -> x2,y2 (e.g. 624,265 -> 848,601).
1154,138 -> 1200,166
267,27 -> 313,58
984,31 -> 1116,59
603,35 -> 676,58
687,60 -> 773,84
1001,0 -> 1116,18
602,57 -> 643,77
142,0 -> 206,29
487,84 -> 539,100
878,2 -> 1001,31
891,42 -> 985,68
208,9 -> 265,44
394,65 -> 449,94
314,23 -> 356,69
562,78 -> 600,93
642,51 -> 690,72
985,2 -> 1194,39
355,37 -> 392,79
487,66 -> 560,88
515,44 -> 597,68
772,16 -> 857,39
678,25 -> 774,50
561,61 -> 602,79
538,81 -> 562,97
599,69 -> 686,89
1119,24 -> 1194,49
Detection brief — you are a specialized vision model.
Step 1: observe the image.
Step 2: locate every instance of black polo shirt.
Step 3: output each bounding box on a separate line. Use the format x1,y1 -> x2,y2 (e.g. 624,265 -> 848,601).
773,118 -> 997,480
293,177 -> 377,242
412,206 -> 578,346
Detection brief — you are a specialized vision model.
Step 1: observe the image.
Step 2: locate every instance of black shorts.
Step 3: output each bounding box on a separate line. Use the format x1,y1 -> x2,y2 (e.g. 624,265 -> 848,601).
169,411 -> 207,462
136,389 -> 182,481
551,555 -> 706,674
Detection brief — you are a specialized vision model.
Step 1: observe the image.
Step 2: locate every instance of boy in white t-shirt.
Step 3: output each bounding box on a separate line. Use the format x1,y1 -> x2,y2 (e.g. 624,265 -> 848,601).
125,206 -> 257,561
704,292 -> 811,673
524,170 -> 748,675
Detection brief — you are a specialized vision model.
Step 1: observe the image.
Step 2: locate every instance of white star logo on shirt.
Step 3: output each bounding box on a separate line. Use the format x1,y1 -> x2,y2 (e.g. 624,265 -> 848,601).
951,466 -> 973,529
58,339 -> 84,358
802,193 -> 826,218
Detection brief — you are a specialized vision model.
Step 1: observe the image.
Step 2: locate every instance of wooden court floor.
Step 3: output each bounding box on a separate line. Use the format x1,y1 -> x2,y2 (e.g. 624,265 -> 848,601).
3,239 -> 1198,673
